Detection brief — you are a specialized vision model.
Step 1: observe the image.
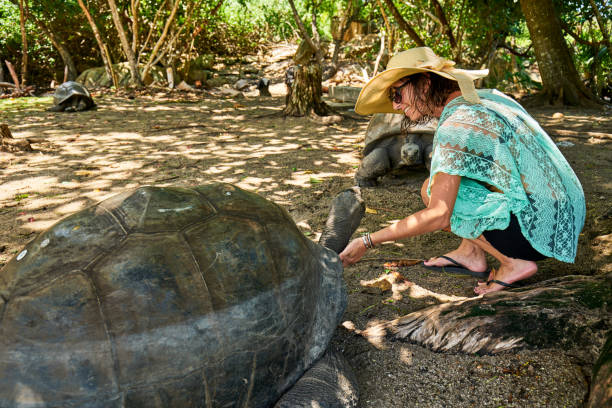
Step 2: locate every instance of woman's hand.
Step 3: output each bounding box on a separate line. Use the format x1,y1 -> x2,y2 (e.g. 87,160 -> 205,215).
339,237 -> 367,267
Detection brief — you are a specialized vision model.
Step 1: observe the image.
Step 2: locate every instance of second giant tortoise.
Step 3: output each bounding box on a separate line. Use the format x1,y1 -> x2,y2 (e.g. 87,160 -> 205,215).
0,183 -> 358,407
47,81 -> 96,112
355,113 -> 436,186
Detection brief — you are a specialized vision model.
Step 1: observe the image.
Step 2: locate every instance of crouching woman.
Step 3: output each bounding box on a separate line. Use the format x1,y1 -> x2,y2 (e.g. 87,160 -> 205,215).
339,47 -> 586,294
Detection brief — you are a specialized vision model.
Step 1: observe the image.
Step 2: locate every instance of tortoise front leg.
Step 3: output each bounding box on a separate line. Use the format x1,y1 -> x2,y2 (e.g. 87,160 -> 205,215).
355,147 -> 391,187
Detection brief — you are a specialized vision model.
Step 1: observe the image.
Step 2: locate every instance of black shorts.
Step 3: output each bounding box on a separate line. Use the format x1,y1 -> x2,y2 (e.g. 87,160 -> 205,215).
482,214 -> 547,261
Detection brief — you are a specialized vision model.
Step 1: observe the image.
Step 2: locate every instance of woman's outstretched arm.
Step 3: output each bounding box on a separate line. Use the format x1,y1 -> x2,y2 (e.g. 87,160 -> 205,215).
339,172 -> 461,266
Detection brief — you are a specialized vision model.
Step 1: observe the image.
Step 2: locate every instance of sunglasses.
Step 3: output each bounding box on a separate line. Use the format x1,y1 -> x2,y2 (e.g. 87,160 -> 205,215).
388,79 -> 411,104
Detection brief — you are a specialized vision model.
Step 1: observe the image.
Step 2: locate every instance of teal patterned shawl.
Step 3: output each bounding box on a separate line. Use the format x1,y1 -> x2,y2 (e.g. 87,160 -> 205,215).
428,89 -> 585,263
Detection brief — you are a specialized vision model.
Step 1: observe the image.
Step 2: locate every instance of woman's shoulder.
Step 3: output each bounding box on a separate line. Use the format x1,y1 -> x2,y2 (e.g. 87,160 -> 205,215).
440,96 -> 503,126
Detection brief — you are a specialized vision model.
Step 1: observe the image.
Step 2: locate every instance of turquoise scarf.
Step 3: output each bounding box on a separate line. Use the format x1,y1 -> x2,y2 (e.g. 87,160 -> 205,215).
428,90 -> 585,263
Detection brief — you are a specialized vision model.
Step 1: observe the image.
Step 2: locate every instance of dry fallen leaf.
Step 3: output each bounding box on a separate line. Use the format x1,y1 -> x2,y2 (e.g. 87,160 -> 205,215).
365,207 -> 378,214
360,277 -> 392,292
383,259 -> 423,268
360,271 -> 414,300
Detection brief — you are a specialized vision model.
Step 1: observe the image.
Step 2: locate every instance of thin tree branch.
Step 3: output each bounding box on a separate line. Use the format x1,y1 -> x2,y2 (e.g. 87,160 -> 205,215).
5,61 -> 21,90
108,0 -> 142,85
310,0 -> 321,49
588,0 -> 612,59
560,18 -> 602,47
372,32 -> 385,77
141,0 -> 182,82
454,0 -> 467,61
381,0 -> 425,47
18,0 -> 28,87
138,0 -> 168,63
430,0 -> 456,49
376,0 -> 394,54
131,0 -> 140,53
499,42 -> 532,57
77,0 -> 119,88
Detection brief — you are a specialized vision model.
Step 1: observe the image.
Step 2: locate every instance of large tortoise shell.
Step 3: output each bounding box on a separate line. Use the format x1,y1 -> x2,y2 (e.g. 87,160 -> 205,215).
0,183 -> 345,407
52,81 -> 93,106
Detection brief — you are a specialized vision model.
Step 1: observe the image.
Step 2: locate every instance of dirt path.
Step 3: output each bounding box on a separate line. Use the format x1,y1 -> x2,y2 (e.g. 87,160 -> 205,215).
1,58 -> 611,406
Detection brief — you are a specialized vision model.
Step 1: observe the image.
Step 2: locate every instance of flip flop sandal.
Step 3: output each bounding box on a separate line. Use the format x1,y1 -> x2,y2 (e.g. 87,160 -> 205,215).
422,255 -> 490,279
485,279 -> 524,288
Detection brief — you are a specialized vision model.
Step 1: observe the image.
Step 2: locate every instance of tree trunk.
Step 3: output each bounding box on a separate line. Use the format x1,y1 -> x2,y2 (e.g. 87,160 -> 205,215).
5,61 -> 20,89
361,273 -> 611,355
588,331 -> 612,408
77,0 -> 118,88
107,0 -> 143,86
285,0 -> 332,117
130,0 -> 140,54
287,0 -> 323,63
519,0 -> 601,107
359,272 -> 612,404
18,0 -> 28,87
1,123 -> 33,152
283,62 -> 332,117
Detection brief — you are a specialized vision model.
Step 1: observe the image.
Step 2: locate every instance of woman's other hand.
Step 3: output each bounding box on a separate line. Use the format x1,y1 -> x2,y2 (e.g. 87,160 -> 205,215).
339,237 -> 367,267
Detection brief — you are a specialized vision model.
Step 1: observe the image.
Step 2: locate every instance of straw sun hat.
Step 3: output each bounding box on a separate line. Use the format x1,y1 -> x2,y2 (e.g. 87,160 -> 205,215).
354,47 -> 489,115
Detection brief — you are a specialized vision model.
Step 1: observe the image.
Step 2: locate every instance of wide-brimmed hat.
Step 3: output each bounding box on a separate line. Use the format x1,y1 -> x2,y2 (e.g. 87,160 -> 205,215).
354,47 -> 489,115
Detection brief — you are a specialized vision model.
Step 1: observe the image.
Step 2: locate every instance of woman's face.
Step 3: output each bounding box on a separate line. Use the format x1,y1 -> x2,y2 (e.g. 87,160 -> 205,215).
390,76 -> 432,121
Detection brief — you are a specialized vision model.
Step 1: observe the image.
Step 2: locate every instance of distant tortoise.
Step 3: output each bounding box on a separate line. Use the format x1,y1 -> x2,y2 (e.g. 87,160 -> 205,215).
355,113 -> 436,187
48,81 -> 95,112
0,183 -> 360,407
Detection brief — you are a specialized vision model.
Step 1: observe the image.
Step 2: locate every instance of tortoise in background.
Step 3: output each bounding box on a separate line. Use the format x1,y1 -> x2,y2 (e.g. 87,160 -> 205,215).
0,183 -> 359,407
47,81 -> 95,112
355,113 -> 436,187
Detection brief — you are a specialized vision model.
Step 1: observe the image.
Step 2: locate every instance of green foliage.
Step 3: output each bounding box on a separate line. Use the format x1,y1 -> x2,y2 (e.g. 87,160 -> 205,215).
0,0 -> 609,98
0,0 -> 23,54
219,0 -> 298,43
555,0 -> 612,99
0,0 -> 59,84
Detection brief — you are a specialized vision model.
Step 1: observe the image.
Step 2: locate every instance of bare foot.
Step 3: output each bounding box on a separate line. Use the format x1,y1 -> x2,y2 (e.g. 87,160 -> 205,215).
474,259 -> 538,295
423,239 -> 488,273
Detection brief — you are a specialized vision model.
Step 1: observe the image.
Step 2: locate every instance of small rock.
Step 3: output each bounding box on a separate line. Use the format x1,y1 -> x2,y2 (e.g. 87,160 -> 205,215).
176,81 -> 194,91
219,88 -> 243,98
556,141 -> 574,148
240,65 -> 259,75
234,79 -> 250,91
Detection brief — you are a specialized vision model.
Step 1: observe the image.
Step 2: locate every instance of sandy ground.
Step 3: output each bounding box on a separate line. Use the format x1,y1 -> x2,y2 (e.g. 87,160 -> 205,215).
1,49 -> 611,407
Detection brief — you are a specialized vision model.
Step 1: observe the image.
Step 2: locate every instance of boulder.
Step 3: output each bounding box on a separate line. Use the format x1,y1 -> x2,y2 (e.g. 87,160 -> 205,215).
76,63 -> 166,87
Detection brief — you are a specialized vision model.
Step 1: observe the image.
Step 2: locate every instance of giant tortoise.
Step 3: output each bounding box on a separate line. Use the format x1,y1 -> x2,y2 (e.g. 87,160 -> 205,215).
47,81 -> 95,112
355,113 -> 436,187
0,183 -> 360,407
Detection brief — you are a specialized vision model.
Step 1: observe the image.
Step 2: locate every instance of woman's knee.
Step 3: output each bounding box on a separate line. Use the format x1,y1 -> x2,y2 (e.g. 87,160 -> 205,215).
420,178 -> 430,206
